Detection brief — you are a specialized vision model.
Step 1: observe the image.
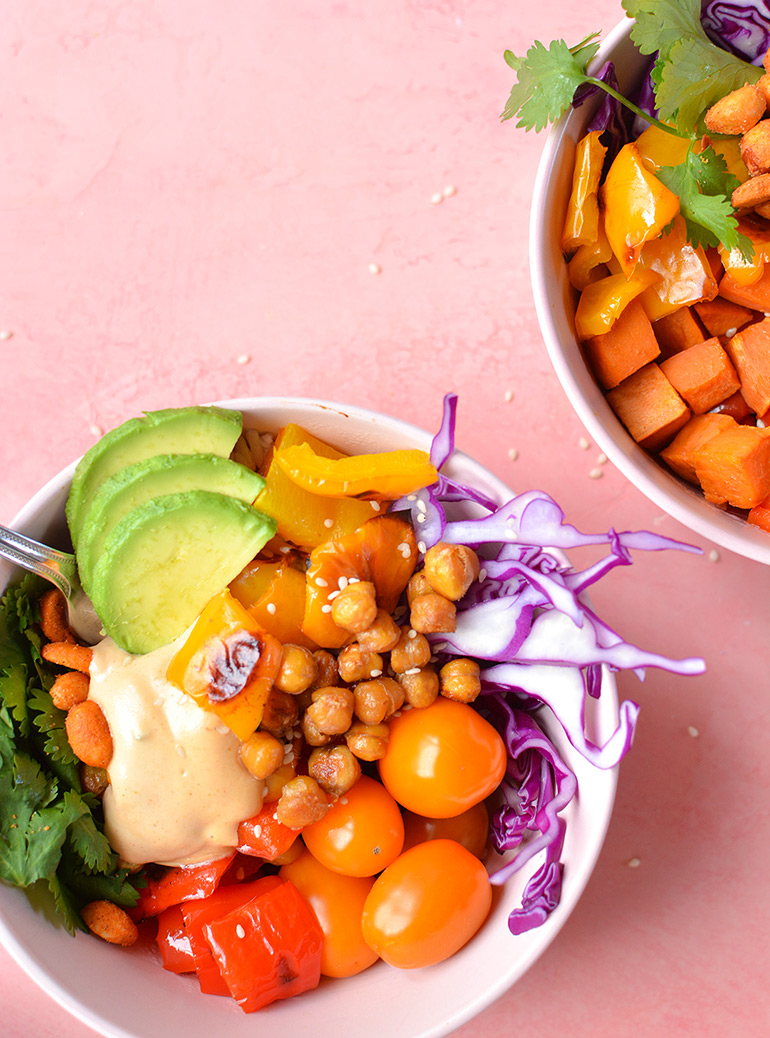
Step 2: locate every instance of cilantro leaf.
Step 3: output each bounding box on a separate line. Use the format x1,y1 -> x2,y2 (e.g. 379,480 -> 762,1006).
502,35 -> 601,130
66,797 -> 117,874
623,0 -> 760,132
28,685 -> 80,785
657,145 -> 754,260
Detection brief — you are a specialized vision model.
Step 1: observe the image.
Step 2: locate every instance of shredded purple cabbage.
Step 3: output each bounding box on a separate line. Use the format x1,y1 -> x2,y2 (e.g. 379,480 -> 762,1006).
393,394 -> 705,934
572,61 -> 630,161
701,0 -> 770,64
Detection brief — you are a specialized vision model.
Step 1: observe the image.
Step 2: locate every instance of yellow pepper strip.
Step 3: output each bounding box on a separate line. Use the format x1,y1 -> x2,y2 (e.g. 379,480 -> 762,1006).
167,588 -> 282,741
255,423 -> 377,550
602,142 -> 680,278
574,268 -> 660,340
634,125 -> 691,172
273,441 -> 438,500
718,218 -> 770,286
568,216 -> 613,290
560,130 -> 607,255
637,216 -> 718,321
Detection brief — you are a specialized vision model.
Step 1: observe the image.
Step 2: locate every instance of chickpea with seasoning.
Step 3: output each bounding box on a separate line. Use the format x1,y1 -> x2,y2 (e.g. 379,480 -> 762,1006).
275,644 -> 318,694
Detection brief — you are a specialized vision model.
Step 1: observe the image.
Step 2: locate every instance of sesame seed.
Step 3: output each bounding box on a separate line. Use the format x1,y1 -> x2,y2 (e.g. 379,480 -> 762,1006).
596,453 -> 608,465
508,447 -> 519,461
0,330 -> 12,340
417,513 -> 427,523
370,668 -> 383,677
588,468 -> 603,479
323,518 -> 334,528
328,589 -> 341,601
579,436 -> 591,450
418,540 -> 426,553
407,494 -> 416,501
758,418 -> 766,429
416,498 -> 427,513
266,602 -> 277,615
316,578 -> 329,587
478,568 -> 487,582
627,857 -> 641,868
252,824 -> 262,837
368,262 -> 381,274
348,576 -> 360,584
236,924 -> 246,938
725,327 -> 737,338
321,604 -> 333,613
370,501 -> 381,511
236,354 -> 251,365
504,389 -> 513,403
442,184 -> 457,197
407,629 -> 417,639
708,549 -> 720,562
403,666 -> 421,675
90,424 -> 104,438
340,797 -> 349,805
688,725 -> 700,738
338,576 -> 349,589
430,192 -> 443,205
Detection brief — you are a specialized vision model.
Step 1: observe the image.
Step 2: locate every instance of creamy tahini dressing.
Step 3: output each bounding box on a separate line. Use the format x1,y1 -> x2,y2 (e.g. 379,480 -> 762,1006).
88,634 -> 263,867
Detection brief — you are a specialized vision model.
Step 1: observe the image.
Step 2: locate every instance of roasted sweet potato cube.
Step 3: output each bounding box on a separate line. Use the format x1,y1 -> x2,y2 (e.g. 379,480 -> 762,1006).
660,413 -> 737,484
584,298 -> 660,389
724,318 -> 770,415
693,424 -> 770,509
693,297 -> 754,338
747,495 -> 770,531
605,363 -> 691,451
652,306 -> 707,359
659,337 -> 741,414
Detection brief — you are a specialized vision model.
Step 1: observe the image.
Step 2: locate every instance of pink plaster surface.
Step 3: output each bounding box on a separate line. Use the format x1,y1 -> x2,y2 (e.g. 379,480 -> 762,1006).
1,1 -> 768,1035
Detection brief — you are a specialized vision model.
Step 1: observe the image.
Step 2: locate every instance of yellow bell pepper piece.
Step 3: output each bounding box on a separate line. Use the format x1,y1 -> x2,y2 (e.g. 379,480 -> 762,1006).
568,215 -> 613,290
561,130 -> 607,254
634,125 -> 691,172
574,268 -> 660,340
255,424 -> 378,551
602,142 -> 680,278
167,589 -> 282,742
273,441 -> 438,500
719,218 -> 770,286
637,216 -> 718,321
230,556 -> 316,648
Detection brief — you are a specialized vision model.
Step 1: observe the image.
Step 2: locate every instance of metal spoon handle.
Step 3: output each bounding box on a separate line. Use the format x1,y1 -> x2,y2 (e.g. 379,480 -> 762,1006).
0,524 -> 77,598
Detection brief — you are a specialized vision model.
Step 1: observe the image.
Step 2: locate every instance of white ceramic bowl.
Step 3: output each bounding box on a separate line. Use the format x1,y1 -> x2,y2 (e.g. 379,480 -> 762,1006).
0,397 -> 618,1038
530,18 -> 770,566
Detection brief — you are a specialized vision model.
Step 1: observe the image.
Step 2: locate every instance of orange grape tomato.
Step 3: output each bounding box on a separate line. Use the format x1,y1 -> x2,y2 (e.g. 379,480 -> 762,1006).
302,775 -> 404,878
378,698 -> 507,818
401,801 -> 489,859
280,848 -> 379,978
361,838 -> 493,969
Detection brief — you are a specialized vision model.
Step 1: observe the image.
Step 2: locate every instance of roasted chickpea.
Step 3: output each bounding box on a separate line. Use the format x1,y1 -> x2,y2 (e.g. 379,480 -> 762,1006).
331,580 -> 378,633
302,712 -> 333,747
440,657 -> 481,704
276,775 -> 329,828
260,688 -> 299,736
356,608 -> 401,653
398,666 -> 440,708
424,542 -> 480,601
308,744 -> 361,797
337,643 -> 384,683
306,687 -> 355,736
407,570 -> 432,604
311,649 -> 339,689
345,721 -> 390,761
275,644 -> 318,694
354,677 -> 404,725
410,592 -> 456,633
390,625 -> 431,673
239,730 -> 286,779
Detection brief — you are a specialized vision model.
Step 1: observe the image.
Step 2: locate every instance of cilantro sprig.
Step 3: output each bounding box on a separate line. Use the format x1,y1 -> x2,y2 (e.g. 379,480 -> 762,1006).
0,575 -> 139,934
502,0 -> 758,263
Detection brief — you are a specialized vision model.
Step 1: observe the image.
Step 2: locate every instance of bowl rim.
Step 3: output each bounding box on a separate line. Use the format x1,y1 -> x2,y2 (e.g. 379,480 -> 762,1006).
0,395 -> 620,1038
529,17 -> 770,566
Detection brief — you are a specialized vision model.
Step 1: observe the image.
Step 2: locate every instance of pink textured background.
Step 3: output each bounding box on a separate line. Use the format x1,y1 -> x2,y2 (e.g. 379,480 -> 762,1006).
1,1 -> 768,1035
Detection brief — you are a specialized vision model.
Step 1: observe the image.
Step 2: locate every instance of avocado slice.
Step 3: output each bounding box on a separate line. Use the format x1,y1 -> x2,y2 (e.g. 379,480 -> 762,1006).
89,490 -> 277,655
66,406 -> 243,548
76,454 -> 265,593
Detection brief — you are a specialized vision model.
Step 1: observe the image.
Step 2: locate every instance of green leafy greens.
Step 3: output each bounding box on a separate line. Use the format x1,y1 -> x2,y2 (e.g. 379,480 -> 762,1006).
0,576 -> 139,934
502,0 -> 758,260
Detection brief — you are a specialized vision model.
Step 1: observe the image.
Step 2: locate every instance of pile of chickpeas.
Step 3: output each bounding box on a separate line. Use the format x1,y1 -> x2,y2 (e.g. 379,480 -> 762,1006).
239,539 -> 483,830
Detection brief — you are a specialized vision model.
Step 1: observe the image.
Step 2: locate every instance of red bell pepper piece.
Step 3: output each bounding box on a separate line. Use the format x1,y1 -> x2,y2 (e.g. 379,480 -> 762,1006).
131,853 -> 236,920
182,875 -> 283,995
237,802 -> 301,861
203,879 -> 323,1013
156,904 -> 195,974
219,851 -> 264,886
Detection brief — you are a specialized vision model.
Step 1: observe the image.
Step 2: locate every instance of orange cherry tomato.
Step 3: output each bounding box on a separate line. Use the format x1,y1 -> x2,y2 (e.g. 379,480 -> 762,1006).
378,698 -> 506,818
401,801 -> 489,859
280,848 -> 379,978
361,838 -> 492,968
302,775 -> 404,878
